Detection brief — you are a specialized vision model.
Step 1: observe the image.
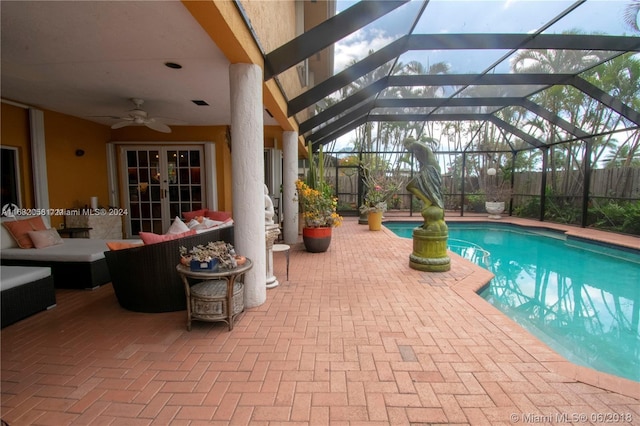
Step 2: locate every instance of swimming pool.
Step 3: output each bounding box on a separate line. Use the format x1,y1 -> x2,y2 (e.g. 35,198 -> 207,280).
386,221 -> 640,382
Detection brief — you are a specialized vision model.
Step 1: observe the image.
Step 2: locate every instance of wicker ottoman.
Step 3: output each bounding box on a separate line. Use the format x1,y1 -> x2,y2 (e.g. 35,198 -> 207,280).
176,260 -> 252,331
188,279 -> 244,330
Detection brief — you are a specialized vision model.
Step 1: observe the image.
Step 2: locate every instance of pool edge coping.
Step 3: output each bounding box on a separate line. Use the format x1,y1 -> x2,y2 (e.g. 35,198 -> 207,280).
383,216 -> 640,399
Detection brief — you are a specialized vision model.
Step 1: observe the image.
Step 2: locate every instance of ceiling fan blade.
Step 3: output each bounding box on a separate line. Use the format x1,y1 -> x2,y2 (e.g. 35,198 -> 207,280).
111,120 -> 133,129
144,120 -> 171,133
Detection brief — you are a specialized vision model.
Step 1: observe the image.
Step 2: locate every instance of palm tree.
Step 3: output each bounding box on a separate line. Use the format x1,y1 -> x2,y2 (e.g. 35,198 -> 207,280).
623,0 -> 640,33
510,35 -> 640,203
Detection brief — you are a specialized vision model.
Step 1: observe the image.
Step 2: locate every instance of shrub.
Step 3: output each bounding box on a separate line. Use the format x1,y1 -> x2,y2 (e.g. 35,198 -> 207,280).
589,200 -> 640,235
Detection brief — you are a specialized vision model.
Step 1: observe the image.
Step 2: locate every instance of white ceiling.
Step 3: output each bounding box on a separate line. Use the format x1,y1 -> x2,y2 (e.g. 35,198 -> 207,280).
1,1 -> 278,130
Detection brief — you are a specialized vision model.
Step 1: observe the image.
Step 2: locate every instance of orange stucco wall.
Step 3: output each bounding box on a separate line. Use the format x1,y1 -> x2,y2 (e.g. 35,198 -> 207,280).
264,126 -> 284,149
43,110 -> 112,229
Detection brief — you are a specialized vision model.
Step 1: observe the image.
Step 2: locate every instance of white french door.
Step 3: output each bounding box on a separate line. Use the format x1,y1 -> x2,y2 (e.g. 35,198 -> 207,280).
120,145 -> 205,236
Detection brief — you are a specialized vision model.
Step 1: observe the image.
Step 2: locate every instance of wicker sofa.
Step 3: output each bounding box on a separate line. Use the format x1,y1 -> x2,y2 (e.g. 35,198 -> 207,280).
104,224 -> 234,313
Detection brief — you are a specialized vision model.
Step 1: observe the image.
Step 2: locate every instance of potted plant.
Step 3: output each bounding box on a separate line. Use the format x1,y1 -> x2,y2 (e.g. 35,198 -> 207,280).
295,179 -> 343,252
359,166 -> 405,231
179,241 -> 239,271
485,167 -> 512,219
295,143 -> 343,252
359,185 -> 388,231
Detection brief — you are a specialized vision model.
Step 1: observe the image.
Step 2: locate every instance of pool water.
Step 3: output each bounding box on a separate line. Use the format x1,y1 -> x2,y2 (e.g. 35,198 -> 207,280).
386,222 -> 640,382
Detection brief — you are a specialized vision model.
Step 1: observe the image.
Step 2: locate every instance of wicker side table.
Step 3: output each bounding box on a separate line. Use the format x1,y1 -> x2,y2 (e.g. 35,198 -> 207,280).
176,259 -> 252,331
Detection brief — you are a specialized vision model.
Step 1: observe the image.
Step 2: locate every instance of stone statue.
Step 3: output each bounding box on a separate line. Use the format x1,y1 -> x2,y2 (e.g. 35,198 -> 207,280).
403,136 -> 444,210
403,137 -> 450,272
264,184 -> 275,225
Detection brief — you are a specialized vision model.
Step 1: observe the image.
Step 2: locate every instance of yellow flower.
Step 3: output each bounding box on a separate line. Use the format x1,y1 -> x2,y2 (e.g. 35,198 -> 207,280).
294,180 -> 343,228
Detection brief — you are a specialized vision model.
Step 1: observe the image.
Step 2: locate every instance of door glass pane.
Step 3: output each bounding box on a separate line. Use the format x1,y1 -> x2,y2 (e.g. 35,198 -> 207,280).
168,159 -> 177,184
126,149 -> 163,236
178,151 -> 189,166
177,168 -> 187,184
180,187 -> 191,201
141,220 -> 152,232
169,203 -> 180,218
1,148 -> 20,207
190,151 -> 200,166
126,150 -> 137,167
139,169 -> 149,184
167,148 -> 203,217
191,168 -> 201,184
191,186 -> 202,202
138,151 -> 149,167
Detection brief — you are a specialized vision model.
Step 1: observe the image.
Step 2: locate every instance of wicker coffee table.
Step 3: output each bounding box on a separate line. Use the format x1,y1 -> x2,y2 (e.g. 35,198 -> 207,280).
176,259 -> 252,331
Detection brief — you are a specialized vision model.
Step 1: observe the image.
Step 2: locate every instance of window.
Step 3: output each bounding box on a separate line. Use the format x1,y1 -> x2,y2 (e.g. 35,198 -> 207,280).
1,147 -> 22,208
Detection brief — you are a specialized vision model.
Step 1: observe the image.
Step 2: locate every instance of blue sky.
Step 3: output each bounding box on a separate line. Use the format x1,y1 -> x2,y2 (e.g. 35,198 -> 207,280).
333,0 -> 637,75
326,1 -> 638,152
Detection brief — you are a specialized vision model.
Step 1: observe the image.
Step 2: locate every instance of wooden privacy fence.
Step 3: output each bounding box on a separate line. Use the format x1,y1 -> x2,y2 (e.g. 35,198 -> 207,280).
513,168 -> 640,199
587,167 -> 639,198
332,167 -> 639,211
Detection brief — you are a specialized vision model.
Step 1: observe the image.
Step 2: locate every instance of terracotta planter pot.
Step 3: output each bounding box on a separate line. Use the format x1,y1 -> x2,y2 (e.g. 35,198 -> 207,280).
367,211 -> 383,231
302,227 -> 332,253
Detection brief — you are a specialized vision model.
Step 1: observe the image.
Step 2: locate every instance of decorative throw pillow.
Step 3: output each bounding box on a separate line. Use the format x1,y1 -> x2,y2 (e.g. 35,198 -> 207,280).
182,209 -> 206,221
106,241 -> 144,251
139,229 -> 196,245
166,216 -> 189,234
201,218 -> 222,228
27,228 -> 64,249
2,216 -> 48,248
205,211 -> 232,222
188,218 -> 221,230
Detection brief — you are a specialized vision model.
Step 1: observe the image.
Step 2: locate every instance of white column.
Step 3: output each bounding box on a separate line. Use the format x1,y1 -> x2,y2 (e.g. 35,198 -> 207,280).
29,108 -> 49,210
229,63 -> 266,308
282,131 -> 299,245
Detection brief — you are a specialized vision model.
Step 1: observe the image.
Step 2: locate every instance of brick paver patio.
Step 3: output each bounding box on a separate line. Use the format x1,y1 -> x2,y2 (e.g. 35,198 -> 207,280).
2,216 -> 639,425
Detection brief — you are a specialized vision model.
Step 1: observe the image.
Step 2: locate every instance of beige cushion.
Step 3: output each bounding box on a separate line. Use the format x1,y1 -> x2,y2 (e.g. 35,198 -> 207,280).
28,228 -> 65,249
0,266 -> 52,291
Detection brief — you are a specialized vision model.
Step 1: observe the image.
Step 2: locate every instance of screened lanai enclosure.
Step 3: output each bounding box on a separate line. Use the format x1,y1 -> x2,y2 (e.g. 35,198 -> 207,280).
251,0 -> 640,235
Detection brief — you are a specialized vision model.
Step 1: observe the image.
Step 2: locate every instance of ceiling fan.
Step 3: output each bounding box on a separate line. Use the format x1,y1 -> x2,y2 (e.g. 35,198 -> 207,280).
110,98 -> 172,133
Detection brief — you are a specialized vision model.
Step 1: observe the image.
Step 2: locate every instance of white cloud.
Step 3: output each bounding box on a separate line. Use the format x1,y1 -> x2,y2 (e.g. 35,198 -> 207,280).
334,28 -> 396,73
